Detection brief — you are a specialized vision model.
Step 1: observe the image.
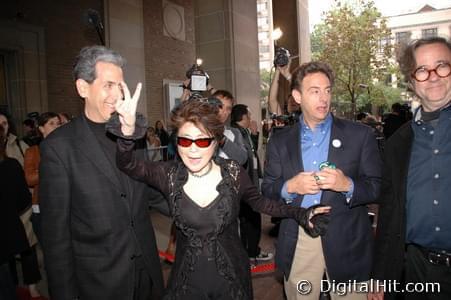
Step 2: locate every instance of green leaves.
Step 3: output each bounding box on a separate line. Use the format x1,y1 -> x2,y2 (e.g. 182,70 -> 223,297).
311,0 -> 398,117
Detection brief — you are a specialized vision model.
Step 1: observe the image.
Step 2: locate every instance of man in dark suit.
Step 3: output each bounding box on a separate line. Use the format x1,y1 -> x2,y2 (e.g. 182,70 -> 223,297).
39,46 -> 166,300
262,61 -> 382,299
370,37 -> 451,300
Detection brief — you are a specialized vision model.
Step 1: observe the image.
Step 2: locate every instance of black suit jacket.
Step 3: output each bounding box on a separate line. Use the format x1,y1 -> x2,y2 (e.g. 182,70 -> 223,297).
39,115 -> 165,300
262,116 -> 382,282
372,122 -> 413,287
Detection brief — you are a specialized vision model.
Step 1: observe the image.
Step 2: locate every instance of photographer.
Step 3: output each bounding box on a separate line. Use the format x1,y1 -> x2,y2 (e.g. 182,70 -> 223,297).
181,63 -> 215,102
268,50 -> 300,127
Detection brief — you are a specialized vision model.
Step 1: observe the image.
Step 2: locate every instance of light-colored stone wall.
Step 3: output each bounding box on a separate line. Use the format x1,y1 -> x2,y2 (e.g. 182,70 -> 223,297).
195,0 -> 261,126
387,7 -> 451,40
105,0 -> 148,116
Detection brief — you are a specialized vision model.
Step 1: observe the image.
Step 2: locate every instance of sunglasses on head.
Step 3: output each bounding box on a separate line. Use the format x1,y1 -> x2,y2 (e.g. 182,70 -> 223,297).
177,137 -> 215,148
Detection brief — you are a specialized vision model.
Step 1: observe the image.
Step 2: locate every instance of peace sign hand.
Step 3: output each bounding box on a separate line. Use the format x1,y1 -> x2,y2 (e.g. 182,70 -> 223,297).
115,82 -> 142,136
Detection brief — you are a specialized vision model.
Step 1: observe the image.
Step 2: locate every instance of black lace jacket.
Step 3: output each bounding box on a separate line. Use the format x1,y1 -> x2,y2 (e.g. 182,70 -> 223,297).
107,116 -> 307,299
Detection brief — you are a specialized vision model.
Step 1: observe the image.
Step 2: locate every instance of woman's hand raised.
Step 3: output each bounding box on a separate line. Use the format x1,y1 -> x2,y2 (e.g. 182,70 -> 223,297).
115,82 -> 142,136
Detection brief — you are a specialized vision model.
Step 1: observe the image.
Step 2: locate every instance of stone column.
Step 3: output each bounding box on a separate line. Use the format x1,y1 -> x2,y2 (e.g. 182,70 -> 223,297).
104,0 -> 147,116
194,0 -> 261,125
271,0 -> 310,110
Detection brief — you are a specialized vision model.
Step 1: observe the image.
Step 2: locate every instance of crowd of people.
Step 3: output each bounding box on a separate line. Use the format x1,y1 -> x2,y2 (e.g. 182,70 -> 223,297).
1,36 -> 450,300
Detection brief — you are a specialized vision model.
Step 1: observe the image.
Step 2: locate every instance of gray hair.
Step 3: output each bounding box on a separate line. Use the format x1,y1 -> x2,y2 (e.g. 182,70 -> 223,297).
72,45 -> 125,83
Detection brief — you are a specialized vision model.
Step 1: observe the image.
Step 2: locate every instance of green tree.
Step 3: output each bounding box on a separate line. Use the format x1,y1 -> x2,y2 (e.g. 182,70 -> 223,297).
311,0 -> 397,117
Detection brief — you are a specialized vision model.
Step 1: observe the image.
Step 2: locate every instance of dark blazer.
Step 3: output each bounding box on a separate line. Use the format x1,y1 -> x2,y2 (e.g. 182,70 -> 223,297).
262,116 -> 382,282
39,115 -> 165,300
372,122 -> 413,287
0,158 -> 31,264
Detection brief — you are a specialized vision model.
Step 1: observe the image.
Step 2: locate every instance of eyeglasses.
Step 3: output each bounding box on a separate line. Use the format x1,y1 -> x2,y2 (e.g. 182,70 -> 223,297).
412,62 -> 451,82
177,137 -> 215,148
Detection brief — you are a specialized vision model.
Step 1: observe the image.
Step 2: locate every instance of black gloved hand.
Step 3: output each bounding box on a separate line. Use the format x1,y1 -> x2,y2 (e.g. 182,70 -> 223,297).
296,204 -> 330,238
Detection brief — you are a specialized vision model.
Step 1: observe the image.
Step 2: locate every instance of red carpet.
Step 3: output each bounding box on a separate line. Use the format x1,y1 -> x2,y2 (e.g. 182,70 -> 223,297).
16,287 -> 48,300
159,250 -> 276,274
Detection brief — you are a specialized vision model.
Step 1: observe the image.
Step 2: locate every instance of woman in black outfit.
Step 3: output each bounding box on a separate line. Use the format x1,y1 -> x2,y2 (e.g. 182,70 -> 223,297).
109,85 -> 331,299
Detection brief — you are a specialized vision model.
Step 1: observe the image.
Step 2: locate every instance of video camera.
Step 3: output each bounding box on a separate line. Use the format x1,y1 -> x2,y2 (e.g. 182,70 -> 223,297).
185,60 -> 209,93
274,47 -> 290,67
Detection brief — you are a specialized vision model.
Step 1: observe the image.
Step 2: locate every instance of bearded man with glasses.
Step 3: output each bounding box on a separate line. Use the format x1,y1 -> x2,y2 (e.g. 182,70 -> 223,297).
369,37 -> 451,300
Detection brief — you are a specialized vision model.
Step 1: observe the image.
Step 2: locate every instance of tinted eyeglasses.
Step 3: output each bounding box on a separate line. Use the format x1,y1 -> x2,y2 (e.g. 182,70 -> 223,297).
177,137 -> 215,148
412,62 -> 451,82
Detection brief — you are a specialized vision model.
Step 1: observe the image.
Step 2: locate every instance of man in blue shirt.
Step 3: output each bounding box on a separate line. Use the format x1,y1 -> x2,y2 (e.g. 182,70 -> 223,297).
370,37 -> 451,300
262,61 -> 382,300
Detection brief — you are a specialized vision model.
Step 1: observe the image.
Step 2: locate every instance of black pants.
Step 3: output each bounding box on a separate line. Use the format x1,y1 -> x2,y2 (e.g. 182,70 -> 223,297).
8,245 -> 41,285
31,213 -> 41,242
182,256 -> 232,299
132,255 -> 155,300
239,202 -> 262,258
403,245 -> 451,300
0,262 -> 17,300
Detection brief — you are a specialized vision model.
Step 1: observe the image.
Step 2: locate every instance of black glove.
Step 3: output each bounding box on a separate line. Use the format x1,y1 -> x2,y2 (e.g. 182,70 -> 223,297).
105,113 -> 148,140
296,204 -> 330,238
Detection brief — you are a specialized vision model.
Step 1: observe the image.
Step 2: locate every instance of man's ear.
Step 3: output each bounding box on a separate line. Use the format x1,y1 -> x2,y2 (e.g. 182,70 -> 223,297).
75,79 -> 89,98
292,89 -> 302,105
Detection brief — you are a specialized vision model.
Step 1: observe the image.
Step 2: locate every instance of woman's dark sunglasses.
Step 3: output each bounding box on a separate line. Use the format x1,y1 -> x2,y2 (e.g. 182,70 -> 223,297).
177,137 -> 215,148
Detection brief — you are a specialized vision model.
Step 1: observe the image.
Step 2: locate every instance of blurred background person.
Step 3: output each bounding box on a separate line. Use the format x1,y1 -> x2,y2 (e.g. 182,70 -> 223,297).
231,104 -> 273,267
58,112 -> 72,125
0,124 -> 32,300
22,118 -> 41,147
145,126 -> 162,162
382,102 -> 409,139
155,120 -> 169,160
24,112 -> 61,241
0,112 -> 29,166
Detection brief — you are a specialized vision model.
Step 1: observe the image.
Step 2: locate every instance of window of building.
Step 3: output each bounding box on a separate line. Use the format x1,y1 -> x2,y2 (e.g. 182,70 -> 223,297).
422,28 -> 437,38
257,17 -> 268,27
259,45 -> 270,54
395,31 -> 411,45
257,3 -> 266,12
258,32 -> 268,40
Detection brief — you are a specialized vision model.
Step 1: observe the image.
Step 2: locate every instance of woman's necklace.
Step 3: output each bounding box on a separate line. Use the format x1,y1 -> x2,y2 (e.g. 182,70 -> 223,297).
189,161 -> 213,178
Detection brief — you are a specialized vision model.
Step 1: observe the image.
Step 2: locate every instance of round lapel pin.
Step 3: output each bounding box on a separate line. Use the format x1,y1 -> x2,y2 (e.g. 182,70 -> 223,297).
332,139 -> 342,148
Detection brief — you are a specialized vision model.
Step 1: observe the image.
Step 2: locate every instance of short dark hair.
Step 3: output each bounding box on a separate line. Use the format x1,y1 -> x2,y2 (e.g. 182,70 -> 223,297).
231,104 -> 249,125
212,90 -> 234,101
291,61 -> 335,92
391,102 -> 402,113
23,119 -> 35,128
37,112 -> 60,127
73,45 -> 125,83
398,37 -> 451,86
170,100 -> 224,142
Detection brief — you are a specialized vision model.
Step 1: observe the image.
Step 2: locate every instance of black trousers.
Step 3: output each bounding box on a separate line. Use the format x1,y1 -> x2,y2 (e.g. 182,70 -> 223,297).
402,245 -> 451,300
239,202 -> 262,258
31,213 -> 41,242
0,262 -> 17,300
132,255 -> 155,300
182,256 -> 232,300
8,245 -> 41,285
